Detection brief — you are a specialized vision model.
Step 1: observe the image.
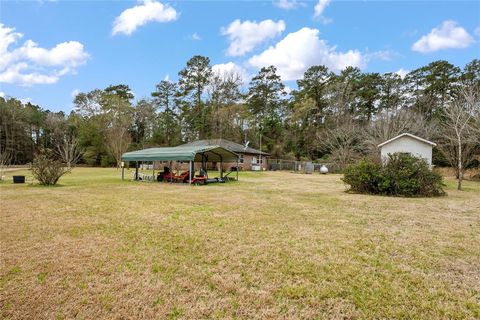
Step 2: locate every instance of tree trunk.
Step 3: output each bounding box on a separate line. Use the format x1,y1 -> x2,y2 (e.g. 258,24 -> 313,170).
457,136 -> 462,190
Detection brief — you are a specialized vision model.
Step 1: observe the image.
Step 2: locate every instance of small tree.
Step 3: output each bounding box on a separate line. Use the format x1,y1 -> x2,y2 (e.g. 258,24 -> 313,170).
45,112 -> 83,169
55,134 -> 83,169
438,86 -> 479,190
0,149 -> 12,182
318,121 -> 365,170
102,94 -> 133,168
105,125 -> 131,168
31,151 -> 71,185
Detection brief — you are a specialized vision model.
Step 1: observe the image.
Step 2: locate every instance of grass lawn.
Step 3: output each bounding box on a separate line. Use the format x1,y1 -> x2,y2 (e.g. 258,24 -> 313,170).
1,168 -> 479,319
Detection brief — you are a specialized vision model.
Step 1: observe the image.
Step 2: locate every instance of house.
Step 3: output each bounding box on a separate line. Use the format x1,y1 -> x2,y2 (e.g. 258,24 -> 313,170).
378,133 -> 436,167
179,139 -> 270,170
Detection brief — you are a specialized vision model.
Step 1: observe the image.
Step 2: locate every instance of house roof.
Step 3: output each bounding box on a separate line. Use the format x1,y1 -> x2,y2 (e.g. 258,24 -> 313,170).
377,133 -> 437,148
121,145 -> 238,162
179,139 -> 270,156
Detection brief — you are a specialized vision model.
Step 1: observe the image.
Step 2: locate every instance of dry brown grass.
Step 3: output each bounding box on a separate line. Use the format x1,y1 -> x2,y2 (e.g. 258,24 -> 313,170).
1,168 -> 479,319
434,167 -> 480,180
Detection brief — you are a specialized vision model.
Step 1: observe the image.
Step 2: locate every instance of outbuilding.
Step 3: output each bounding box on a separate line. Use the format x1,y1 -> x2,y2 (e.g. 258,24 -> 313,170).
121,145 -> 239,184
378,133 -> 436,167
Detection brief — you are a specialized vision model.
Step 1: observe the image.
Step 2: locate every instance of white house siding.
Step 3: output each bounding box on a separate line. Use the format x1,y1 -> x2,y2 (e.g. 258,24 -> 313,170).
380,135 -> 433,166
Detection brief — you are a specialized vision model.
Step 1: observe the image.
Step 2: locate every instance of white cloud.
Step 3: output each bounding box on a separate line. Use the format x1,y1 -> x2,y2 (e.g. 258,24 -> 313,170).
248,27 -> 365,81
0,24 -> 89,86
212,62 -> 248,82
18,40 -> 88,69
221,19 -> 286,56
189,32 -> 201,40
395,68 -> 409,79
365,50 -> 397,62
0,64 -> 59,85
71,89 -> 80,98
0,24 -> 22,59
412,20 -> 474,53
0,91 -> 5,98
112,0 -> 178,36
314,0 -> 330,17
164,74 -> 170,81
273,0 -> 304,10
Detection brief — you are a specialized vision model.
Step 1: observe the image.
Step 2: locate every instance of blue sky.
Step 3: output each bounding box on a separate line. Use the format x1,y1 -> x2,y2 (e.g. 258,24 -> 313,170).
1,0 -> 479,112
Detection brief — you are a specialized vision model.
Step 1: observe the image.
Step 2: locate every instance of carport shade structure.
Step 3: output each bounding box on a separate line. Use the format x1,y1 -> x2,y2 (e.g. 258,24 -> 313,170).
121,145 -> 239,183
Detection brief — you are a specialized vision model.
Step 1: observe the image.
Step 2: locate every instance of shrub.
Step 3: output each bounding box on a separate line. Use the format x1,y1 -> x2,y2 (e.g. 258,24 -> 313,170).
342,160 -> 382,194
31,151 -> 71,185
343,153 -> 445,197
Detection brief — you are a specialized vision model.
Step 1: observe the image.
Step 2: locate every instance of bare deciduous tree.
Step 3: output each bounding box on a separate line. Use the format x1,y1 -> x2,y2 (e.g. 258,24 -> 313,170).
55,135 -> 83,169
0,148 -> 12,181
105,125 -> 131,168
363,109 -> 438,157
438,85 -> 480,190
46,113 -> 83,169
318,121 -> 365,170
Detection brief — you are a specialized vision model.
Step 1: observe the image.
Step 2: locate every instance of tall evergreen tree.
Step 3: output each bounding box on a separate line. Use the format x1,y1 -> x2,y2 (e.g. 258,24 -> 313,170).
356,72 -> 382,121
177,55 -> 213,140
151,80 -> 181,146
247,65 -> 286,152
406,60 -> 460,119
207,71 -> 243,138
296,65 -> 332,121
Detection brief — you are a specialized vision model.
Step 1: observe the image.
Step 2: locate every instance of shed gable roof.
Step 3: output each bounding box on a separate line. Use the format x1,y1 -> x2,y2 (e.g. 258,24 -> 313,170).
377,133 -> 437,148
180,139 -> 270,156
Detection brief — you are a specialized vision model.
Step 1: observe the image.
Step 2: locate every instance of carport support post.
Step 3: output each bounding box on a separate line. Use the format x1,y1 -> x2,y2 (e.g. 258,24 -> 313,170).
188,161 -> 193,185
236,157 -> 239,181
219,154 -> 223,179
135,161 -> 139,181
122,164 -> 124,181
152,161 -> 155,182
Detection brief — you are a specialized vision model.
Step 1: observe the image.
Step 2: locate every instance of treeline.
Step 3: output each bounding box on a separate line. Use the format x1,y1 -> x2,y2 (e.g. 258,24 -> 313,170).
1,56 -> 479,171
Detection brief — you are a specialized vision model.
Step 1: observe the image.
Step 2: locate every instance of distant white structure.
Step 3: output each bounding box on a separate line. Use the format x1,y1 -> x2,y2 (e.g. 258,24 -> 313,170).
320,165 -> 328,174
378,133 -> 436,167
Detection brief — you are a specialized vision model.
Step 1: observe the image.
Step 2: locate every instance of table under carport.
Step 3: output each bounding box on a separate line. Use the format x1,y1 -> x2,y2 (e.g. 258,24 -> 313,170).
121,145 -> 239,184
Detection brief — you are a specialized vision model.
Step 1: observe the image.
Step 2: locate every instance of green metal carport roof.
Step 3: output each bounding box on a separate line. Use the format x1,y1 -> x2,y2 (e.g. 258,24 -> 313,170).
121,145 -> 238,162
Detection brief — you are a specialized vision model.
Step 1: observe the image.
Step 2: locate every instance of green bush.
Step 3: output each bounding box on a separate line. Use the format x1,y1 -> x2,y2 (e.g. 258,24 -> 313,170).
343,160 -> 382,194
31,151 -> 71,185
343,153 -> 445,197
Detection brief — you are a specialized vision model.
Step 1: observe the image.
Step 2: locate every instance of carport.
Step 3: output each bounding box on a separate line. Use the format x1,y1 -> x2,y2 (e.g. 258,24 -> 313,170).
121,145 -> 239,184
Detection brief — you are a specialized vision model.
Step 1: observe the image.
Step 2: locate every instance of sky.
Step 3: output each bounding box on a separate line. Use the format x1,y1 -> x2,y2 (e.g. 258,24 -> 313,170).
1,0 -> 479,112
